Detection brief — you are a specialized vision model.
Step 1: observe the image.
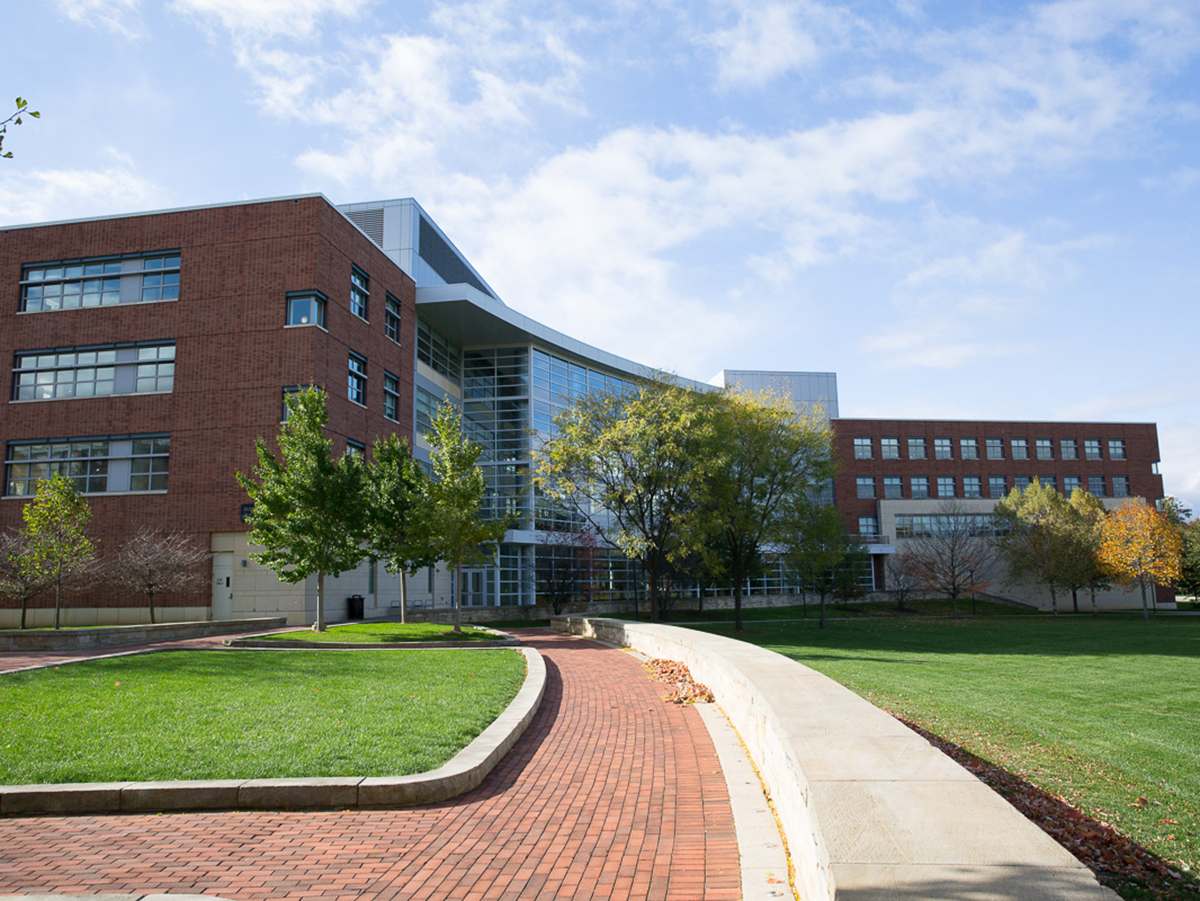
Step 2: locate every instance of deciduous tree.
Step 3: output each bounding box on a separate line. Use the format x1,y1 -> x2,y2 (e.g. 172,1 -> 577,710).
535,525 -> 601,615
422,403 -> 508,632
364,434 -> 436,623
21,473 -> 94,630
788,503 -> 857,629
992,480 -> 1074,615
1063,489 -> 1110,616
106,528 -> 210,625
1098,499 -> 1182,620
904,500 -> 995,617
884,549 -> 922,611
0,532 -> 51,629
534,377 -> 709,620
691,390 -> 834,631
0,97 -> 39,159
237,388 -> 367,632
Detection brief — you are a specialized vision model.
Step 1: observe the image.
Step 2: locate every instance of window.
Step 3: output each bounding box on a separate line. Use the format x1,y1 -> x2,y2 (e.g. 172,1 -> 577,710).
415,386 -> 440,435
1060,438 -> 1078,461
1088,475 -> 1106,496
881,437 -> 900,459
856,476 -> 876,499
1014,475 -> 1032,491
896,514 -> 1000,539
21,253 -> 180,312
1108,439 -> 1126,460
934,437 -> 953,459
937,475 -> 955,498
346,440 -> 365,457
1011,438 -> 1029,460
854,437 -> 873,459
1036,438 -> 1053,460
417,318 -> 462,381
883,476 -> 902,499
1064,475 -> 1081,494
385,293 -> 402,342
960,438 -> 979,460
383,372 -> 400,422
1084,439 -> 1101,460
12,343 -> 175,400
286,292 -> 326,328
350,266 -> 369,320
859,516 -> 879,538
6,435 -> 169,496
989,475 -> 1007,497
1039,475 -> 1057,491
1112,475 -> 1130,497
348,352 -> 367,405
911,476 -> 930,498
908,437 -> 926,460
986,438 -> 1004,460
963,476 -> 982,498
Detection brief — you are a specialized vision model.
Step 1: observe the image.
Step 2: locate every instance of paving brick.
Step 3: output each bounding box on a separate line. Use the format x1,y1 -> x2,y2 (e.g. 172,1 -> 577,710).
0,629 -> 740,899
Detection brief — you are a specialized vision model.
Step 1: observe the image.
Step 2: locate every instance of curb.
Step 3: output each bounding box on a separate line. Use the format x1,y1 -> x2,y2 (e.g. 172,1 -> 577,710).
0,647 -> 544,817
222,624 -> 521,649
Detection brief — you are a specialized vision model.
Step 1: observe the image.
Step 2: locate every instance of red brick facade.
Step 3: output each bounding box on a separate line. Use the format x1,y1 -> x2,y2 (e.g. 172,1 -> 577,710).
0,196 -> 417,611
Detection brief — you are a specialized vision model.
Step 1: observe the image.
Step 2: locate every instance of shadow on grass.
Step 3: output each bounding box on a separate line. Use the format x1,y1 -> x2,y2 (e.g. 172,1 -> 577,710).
899,715 -> 1198,901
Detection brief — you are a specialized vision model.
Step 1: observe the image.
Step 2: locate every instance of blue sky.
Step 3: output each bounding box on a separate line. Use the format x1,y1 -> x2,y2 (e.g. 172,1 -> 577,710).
4,0 -> 1200,505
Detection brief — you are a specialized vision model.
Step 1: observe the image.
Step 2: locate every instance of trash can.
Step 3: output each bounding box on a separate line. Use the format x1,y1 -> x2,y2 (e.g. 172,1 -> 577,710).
347,594 -> 365,620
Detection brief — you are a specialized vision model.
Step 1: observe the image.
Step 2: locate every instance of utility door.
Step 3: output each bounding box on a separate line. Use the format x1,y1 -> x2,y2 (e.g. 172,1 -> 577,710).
212,553 -> 234,620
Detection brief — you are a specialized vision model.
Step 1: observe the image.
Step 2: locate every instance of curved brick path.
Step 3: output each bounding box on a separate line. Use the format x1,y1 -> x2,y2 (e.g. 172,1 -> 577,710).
0,628 -> 741,901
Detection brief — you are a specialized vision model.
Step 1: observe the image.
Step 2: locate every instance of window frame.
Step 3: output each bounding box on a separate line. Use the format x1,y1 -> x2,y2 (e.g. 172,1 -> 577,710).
856,476 -> 876,499
20,252 -> 180,313
348,351 -> 367,406
1036,438 -> 1054,461
907,437 -> 926,460
12,342 -> 176,402
5,434 -> 170,497
880,437 -> 900,460
286,291 -> 327,329
383,371 -> 400,422
385,293 -> 402,343
883,475 -> 902,499
1108,438 -> 1126,461
986,438 -> 1004,460
934,437 -> 953,460
350,266 -> 370,321
853,437 -> 873,460
1011,438 -> 1029,460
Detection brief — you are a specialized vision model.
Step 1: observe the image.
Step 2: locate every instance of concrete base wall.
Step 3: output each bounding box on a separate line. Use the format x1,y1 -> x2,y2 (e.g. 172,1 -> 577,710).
0,606 -> 211,630
554,616 -> 1117,901
0,617 -> 287,652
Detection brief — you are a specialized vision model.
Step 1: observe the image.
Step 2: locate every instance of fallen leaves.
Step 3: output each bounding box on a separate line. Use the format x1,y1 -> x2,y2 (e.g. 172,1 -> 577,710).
643,658 -> 714,704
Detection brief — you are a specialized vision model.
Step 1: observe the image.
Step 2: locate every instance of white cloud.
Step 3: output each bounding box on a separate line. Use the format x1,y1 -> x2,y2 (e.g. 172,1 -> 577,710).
0,159 -> 162,226
170,0 -> 369,39
55,0 -> 144,37
705,1 -> 837,88
1142,166 -> 1200,194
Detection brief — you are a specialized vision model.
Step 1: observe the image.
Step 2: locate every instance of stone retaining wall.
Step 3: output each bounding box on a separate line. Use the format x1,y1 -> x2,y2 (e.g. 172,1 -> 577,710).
0,617 -> 288,652
554,615 -> 1117,901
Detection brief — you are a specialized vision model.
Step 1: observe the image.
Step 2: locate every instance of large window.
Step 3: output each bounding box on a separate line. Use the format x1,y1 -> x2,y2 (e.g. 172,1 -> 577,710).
415,386 -> 441,436
286,292 -> 326,328
963,476 -> 982,498
856,476 -> 875,499
1112,475 -> 1130,497
1088,475 -> 1106,496
1011,438 -> 1029,460
383,371 -> 400,421
960,438 -> 979,460
881,437 -> 900,460
350,266 -> 369,320
21,253 -> 180,312
12,343 -> 175,401
1084,438 -> 1101,460
896,514 -> 1000,539
989,475 -> 1007,497
883,476 -> 902,499
1108,439 -> 1126,460
937,475 -> 955,498
1060,438 -> 1078,460
986,438 -> 1004,460
1039,475 -> 1057,491
348,352 -> 367,405
1036,438 -> 1054,460
385,293 -> 401,342
934,437 -> 952,460
911,475 -> 930,498
858,516 -> 880,538
5,435 -> 170,496
416,318 -> 462,381
1064,475 -> 1081,494
908,437 -> 926,460
854,437 -> 873,459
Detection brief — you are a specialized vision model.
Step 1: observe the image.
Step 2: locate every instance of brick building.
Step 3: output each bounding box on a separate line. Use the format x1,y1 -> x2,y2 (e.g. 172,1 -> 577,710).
0,194 -> 1175,624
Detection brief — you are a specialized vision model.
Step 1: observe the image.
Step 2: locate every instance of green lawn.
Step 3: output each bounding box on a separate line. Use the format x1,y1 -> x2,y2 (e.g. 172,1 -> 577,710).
693,615 -> 1200,899
667,597 -> 1040,622
261,622 -> 500,643
0,648 -> 525,783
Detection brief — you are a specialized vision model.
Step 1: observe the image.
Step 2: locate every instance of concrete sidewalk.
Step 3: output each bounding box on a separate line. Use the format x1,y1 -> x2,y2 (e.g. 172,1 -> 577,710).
0,629 -> 745,900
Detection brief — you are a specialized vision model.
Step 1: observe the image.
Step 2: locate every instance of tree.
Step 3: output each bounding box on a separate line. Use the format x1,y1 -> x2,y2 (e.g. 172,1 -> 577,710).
992,480 -> 1075,615
1177,519 -> 1200,601
534,377 -> 709,621
105,528 -> 210,625
237,388 -> 367,632
904,500 -> 994,617
884,549 -> 922,611
0,532 -> 51,629
691,390 -> 834,631
422,403 -> 508,633
0,97 -> 39,159
788,503 -> 855,629
1063,489 -> 1110,616
21,473 -> 94,630
364,434 -> 437,623
535,525 -> 601,615
1098,499 -> 1182,620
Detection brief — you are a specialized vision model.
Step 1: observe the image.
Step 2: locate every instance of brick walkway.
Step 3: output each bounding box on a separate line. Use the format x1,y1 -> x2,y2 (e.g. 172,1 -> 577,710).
0,629 -> 741,901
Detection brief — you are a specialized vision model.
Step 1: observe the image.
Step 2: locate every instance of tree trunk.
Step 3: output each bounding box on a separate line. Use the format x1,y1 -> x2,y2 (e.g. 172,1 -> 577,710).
1050,586 -> 1058,617
20,596 -> 28,630
149,589 -> 156,625
733,578 -> 744,632
54,566 -> 62,630
1071,588 -> 1079,615
399,569 -> 408,624
1090,586 -> 1097,617
315,569 -> 327,632
453,559 -> 463,632
819,592 -> 826,629
1140,579 -> 1149,621
950,594 -> 958,619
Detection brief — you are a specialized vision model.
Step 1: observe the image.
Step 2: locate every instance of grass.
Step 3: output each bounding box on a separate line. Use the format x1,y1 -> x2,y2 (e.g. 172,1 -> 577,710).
261,622 -> 500,643
692,614 -> 1200,899
0,648 -> 526,784
666,597 -> 1041,622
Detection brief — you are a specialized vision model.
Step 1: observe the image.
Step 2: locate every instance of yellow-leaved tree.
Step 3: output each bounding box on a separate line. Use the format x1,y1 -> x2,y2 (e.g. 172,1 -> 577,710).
1097,500 -> 1182,620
